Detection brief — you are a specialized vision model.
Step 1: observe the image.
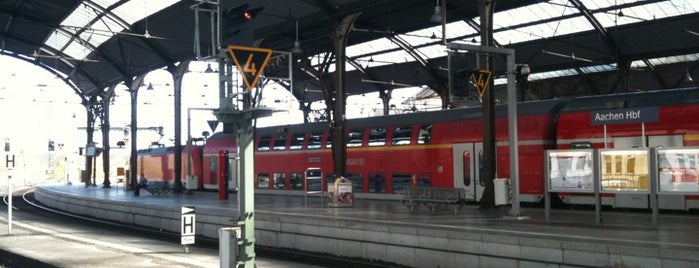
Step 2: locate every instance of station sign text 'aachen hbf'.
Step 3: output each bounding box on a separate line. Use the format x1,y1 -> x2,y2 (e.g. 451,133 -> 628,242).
590,107 -> 659,125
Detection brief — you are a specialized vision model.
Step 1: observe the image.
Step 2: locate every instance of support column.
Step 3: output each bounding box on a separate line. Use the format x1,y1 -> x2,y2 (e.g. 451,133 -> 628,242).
478,0 -> 497,208
126,75 -> 145,195
101,85 -> 116,188
330,13 -> 361,177
170,60 -> 191,193
84,96 -> 96,187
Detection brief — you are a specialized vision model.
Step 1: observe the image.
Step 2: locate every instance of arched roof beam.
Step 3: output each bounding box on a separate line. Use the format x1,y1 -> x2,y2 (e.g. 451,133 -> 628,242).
386,35 -> 428,67
568,0 -> 628,66
70,1 -> 177,85
0,50 -> 88,105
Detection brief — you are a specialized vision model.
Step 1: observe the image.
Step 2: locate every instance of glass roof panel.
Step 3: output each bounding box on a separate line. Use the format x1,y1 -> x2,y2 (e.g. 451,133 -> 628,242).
346,38 -> 399,58
370,50 -> 413,66
495,0 -> 578,29
63,41 -> 93,60
591,0 -> 699,27
415,44 -> 448,59
112,0 -> 180,24
529,68 -> 579,81
579,64 -> 616,74
45,30 -> 72,52
494,16 -> 593,44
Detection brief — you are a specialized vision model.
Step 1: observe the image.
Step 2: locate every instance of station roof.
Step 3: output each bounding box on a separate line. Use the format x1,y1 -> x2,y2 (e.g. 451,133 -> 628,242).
1,0 -> 698,104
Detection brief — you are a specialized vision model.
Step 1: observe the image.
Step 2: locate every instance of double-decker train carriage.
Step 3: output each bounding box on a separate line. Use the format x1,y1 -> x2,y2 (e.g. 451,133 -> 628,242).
137,87 -> 699,210
251,98 -> 566,202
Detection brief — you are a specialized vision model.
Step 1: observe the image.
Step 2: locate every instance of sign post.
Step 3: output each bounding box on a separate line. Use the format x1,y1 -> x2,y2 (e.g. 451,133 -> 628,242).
5,138 -> 14,235
181,206 -> 195,252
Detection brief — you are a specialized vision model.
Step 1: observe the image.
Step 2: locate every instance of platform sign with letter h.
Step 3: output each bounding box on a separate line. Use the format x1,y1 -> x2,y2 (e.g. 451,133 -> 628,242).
181,206 -> 196,245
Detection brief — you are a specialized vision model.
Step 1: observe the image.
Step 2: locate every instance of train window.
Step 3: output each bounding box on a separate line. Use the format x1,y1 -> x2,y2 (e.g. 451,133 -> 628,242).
308,132 -> 322,150
463,151 -> 471,186
391,174 -> 411,193
209,156 -> 217,171
273,134 -> 287,151
417,124 -> 432,144
417,174 -> 431,188
570,142 -> 592,149
368,128 -> 386,146
368,173 -> 386,193
290,173 -> 303,190
347,129 -> 364,147
392,126 -> 412,145
257,136 -> 271,151
346,173 -> 363,193
273,173 -> 286,190
257,173 -> 270,189
290,134 -> 305,150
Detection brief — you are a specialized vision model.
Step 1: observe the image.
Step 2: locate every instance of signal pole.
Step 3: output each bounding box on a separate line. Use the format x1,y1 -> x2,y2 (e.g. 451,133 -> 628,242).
5,138 -> 14,235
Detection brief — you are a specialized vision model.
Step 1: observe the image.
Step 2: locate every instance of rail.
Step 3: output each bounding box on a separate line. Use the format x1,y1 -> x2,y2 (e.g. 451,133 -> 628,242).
400,187 -> 465,213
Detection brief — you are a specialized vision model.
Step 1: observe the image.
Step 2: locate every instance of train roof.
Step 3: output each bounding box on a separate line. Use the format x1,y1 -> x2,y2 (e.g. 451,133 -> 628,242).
256,98 -> 567,136
560,87 -> 699,112
137,146 -> 175,155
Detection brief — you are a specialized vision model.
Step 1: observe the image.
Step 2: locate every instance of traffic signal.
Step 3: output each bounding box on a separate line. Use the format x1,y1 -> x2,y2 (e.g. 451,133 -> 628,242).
448,52 -> 478,97
219,0 -> 264,48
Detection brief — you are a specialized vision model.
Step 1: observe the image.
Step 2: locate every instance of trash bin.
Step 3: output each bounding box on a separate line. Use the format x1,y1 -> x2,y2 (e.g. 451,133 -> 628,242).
327,177 -> 353,207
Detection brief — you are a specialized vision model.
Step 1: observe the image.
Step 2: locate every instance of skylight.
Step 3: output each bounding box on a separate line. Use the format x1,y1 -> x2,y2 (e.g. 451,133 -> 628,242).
44,0 -> 179,61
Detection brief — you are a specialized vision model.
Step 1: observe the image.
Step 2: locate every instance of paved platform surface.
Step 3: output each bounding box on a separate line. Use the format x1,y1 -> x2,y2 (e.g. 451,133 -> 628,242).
0,185 -> 320,268
20,183 -> 699,267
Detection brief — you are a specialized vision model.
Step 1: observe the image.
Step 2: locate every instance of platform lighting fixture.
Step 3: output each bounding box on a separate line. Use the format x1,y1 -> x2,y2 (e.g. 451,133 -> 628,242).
292,20 -> 303,54
430,0 -> 442,23
685,68 -> 693,82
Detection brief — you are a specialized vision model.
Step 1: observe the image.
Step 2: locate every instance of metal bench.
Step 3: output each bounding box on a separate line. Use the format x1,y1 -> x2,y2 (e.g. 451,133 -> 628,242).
401,187 -> 466,213
142,180 -> 172,195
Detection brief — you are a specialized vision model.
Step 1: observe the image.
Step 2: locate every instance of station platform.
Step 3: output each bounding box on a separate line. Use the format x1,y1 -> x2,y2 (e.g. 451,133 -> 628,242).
31,184 -> 699,268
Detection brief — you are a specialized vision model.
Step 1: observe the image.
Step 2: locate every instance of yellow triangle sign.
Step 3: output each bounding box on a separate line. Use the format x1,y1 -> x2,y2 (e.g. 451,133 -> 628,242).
470,69 -> 492,98
227,45 -> 273,91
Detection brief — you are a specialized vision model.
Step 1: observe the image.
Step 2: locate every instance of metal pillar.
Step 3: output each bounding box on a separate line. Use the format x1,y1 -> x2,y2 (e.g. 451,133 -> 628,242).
101,86 -> 116,188
126,75 -> 145,195
84,96 -> 96,187
330,13 -> 361,178
171,60 -> 190,193
446,43 -> 525,218
214,49 -> 272,268
478,0 -> 497,209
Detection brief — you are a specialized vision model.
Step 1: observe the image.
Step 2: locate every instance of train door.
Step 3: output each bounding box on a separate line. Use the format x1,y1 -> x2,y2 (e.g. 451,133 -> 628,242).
452,143 -> 483,201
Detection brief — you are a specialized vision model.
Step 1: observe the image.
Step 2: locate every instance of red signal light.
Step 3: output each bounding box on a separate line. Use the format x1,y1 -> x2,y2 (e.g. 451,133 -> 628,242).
243,11 -> 253,20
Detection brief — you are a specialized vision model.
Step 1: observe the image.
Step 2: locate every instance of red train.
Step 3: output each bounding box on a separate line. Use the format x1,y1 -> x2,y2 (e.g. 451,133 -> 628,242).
137,87 -> 699,210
